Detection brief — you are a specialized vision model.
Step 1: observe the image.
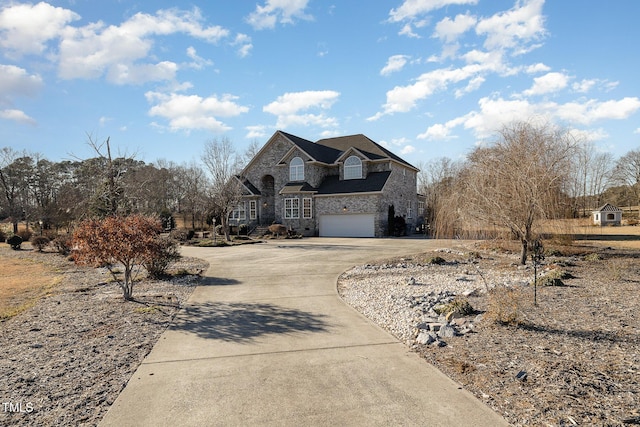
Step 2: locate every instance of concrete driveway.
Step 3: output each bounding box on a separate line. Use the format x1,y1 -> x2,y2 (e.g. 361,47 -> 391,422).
100,238 -> 508,426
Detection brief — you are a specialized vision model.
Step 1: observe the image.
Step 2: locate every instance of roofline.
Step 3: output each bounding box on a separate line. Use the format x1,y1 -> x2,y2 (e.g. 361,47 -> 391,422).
314,191 -> 382,197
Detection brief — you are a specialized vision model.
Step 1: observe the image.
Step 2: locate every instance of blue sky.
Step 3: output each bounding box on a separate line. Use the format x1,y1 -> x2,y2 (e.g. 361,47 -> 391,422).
1,0 -> 639,166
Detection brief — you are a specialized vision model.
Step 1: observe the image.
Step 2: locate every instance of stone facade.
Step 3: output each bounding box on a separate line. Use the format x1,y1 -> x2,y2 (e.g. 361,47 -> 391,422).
232,131 -> 423,237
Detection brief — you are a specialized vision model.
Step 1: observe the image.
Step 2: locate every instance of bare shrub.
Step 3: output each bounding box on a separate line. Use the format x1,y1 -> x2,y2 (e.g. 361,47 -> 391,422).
484,286 -> 526,326
30,236 -> 50,252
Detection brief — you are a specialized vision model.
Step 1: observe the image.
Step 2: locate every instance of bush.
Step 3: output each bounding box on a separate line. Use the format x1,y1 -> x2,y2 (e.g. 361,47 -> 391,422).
484,286 -> 525,326
17,229 -> 32,241
143,236 -> 181,279
7,235 -> 22,250
427,256 -> 446,265
30,236 -> 50,252
434,296 -> 474,317
169,229 -> 189,243
51,235 -> 72,255
0,230 -> 6,243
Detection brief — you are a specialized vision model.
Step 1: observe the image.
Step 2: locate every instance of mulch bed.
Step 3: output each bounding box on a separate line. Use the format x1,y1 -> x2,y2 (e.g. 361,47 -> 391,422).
414,246 -> 640,426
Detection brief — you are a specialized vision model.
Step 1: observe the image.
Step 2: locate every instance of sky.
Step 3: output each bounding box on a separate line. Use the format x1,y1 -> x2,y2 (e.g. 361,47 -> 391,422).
1,0 -> 639,167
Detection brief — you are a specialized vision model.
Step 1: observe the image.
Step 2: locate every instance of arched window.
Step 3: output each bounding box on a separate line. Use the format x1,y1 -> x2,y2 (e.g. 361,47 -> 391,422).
289,157 -> 304,181
344,156 -> 362,179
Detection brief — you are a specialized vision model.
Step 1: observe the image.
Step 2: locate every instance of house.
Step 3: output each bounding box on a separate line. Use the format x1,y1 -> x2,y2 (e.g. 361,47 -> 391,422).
232,131 -> 424,237
592,203 -> 622,226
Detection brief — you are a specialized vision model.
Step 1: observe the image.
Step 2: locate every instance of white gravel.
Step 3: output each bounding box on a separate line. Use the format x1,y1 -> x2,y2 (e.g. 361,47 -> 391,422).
337,250 -> 532,343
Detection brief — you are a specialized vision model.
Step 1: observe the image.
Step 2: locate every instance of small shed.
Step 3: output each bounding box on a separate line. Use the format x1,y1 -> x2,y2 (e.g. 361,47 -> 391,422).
592,203 -> 622,226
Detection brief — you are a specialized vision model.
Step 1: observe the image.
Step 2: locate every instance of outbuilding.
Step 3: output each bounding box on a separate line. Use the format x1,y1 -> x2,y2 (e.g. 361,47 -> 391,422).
592,203 -> 622,226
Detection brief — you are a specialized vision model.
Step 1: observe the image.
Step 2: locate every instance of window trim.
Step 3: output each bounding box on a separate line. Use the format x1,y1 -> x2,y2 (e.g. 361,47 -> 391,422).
249,200 -> 257,220
230,201 -> 246,220
344,155 -> 362,180
407,201 -> 413,219
289,157 -> 304,181
303,197 -> 312,219
284,198 -> 299,219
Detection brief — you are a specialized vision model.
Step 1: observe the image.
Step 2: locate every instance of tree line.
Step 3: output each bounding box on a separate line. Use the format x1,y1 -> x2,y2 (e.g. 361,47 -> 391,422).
0,137 -> 259,236
418,121 -> 640,263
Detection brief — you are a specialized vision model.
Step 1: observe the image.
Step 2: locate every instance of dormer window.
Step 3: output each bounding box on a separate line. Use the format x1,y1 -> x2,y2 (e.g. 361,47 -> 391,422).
344,156 -> 362,179
289,156 -> 304,181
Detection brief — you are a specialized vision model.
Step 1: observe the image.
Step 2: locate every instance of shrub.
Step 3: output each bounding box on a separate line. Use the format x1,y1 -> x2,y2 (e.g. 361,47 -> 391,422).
51,235 -> 72,255
7,235 -> 22,250
427,256 -> 446,265
143,236 -> 181,279
434,296 -> 474,317
30,236 -> 50,252
169,229 -> 189,243
584,252 -> 602,262
17,229 -> 32,241
484,286 -> 525,326
0,230 -> 6,243
73,214 -> 163,300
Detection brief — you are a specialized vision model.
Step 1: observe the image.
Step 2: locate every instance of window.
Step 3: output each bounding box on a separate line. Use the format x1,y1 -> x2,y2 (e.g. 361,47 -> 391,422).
289,157 -> 304,181
249,200 -> 257,220
284,198 -> 299,219
344,156 -> 362,179
230,202 -> 246,220
418,200 -> 425,214
607,213 -> 615,220
303,198 -> 312,219
407,201 -> 413,219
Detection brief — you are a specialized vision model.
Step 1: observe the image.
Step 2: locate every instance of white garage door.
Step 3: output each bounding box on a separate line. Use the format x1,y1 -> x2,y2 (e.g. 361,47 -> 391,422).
319,214 -> 375,237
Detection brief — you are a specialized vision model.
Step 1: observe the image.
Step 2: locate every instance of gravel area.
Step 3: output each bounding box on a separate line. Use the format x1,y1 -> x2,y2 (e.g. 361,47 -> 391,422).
0,248 -> 207,427
338,244 -> 640,426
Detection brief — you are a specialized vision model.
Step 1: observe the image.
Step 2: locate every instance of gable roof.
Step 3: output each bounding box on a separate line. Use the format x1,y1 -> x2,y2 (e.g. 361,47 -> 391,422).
280,131 -> 342,164
316,171 -> 391,195
593,203 -> 622,213
316,134 -> 418,170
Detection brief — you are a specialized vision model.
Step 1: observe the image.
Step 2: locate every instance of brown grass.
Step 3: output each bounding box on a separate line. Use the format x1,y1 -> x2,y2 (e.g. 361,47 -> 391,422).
0,247 -> 61,320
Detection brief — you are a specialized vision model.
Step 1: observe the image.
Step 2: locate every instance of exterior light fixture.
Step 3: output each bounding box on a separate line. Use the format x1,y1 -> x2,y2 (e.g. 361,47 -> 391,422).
342,206 -> 348,212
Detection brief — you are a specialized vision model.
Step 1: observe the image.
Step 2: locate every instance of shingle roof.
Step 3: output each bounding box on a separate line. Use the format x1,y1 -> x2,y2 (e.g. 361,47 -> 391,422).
280,182 -> 317,194
316,134 -> 417,170
238,177 -> 261,195
316,171 -> 391,195
594,203 -> 622,212
280,131 -> 343,164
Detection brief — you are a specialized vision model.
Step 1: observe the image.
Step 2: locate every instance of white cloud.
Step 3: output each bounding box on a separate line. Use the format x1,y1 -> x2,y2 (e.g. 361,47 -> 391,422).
380,55 -> 410,76
389,0 -> 478,23
246,125 -> 269,139
0,64 -> 43,99
418,96 -> 640,141
233,34 -> 253,58
400,145 -> 416,154
146,91 -> 249,132
246,0 -> 312,30
555,97 -> 640,125
525,62 -> 551,74
369,64 -> 485,119
433,13 -> 477,43
455,75 -> 485,97
0,109 -> 36,125
475,0 -> 546,52
0,2 -> 79,57
263,90 -> 340,129
57,8 -> 229,84
523,72 -> 569,96
185,46 -> 213,69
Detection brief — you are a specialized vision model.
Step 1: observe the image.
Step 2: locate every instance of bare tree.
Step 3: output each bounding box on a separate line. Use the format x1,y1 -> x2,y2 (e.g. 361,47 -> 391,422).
242,139 -> 262,167
612,149 -> 640,216
462,121 -> 577,264
201,138 -> 244,241
417,157 -> 463,238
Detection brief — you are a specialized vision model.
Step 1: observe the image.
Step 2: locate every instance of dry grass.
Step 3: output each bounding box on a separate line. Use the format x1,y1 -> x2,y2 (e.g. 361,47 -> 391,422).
0,246 -> 62,320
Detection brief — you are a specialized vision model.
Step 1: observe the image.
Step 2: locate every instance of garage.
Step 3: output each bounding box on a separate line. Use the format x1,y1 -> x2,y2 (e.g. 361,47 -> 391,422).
319,214 -> 375,237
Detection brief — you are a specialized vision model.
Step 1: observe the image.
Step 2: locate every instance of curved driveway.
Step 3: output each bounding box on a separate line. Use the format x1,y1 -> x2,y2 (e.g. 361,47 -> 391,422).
100,238 -> 507,426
